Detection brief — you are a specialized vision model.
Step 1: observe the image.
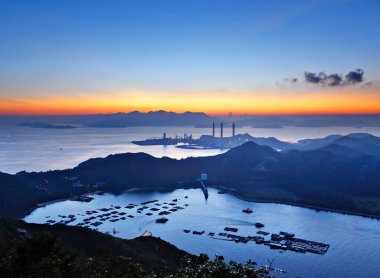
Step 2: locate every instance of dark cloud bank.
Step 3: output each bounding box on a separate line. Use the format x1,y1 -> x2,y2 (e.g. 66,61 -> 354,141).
283,69 -> 366,87
304,69 -> 364,87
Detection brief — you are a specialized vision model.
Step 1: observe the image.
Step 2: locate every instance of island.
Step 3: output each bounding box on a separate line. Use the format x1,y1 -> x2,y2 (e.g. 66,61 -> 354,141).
18,122 -> 76,129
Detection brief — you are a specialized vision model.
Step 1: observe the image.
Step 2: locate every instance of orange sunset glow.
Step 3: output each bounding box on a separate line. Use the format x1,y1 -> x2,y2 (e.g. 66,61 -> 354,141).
1,89 -> 380,115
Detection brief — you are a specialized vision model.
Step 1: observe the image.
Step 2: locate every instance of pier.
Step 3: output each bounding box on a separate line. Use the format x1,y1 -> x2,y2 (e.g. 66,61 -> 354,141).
200,173 -> 208,199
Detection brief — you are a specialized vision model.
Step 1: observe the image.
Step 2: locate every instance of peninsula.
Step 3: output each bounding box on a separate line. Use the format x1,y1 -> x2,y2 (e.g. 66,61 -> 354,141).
1,136 -> 380,219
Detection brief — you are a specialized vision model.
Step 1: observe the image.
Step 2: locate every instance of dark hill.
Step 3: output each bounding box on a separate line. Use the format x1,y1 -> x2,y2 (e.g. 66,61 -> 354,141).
312,144 -> 363,157
0,218 -> 189,275
1,141 -> 380,218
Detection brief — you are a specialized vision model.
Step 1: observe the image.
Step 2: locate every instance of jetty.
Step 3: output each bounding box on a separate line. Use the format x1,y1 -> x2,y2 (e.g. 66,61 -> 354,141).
200,173 -> 208,199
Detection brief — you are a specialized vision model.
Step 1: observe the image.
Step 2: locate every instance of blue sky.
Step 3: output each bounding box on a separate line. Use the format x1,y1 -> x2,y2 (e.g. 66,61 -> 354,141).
0,0 -> 379,114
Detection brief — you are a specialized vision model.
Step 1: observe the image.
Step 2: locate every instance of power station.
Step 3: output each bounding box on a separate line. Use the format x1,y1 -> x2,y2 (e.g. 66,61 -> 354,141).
212,122 -> 236,138
134,122 -> 237,148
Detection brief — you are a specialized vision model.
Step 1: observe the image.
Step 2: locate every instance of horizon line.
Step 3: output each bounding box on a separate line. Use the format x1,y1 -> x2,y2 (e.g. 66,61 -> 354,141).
2,111 -> 380,117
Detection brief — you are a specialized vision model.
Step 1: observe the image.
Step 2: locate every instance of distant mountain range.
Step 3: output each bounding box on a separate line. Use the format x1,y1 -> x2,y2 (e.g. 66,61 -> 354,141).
192,133 -> 380,156
2,111 -> 212,128
18,122 -> 76,129
2,111 -> 380,128
1,133 -> 380,219
287,133 -> 380,156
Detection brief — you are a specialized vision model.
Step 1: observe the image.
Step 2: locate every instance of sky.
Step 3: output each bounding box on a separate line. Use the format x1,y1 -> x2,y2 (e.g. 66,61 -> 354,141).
0,0 -> 379,115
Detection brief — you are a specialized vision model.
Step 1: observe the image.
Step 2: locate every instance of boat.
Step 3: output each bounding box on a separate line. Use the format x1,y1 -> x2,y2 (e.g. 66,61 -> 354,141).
155,217 -> 169,223
274,268 -> 287,273
255,222 -> 264,228
242,208 -> 253,214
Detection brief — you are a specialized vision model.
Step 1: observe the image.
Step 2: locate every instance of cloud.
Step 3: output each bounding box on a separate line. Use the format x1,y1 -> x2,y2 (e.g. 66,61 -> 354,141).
304,72 -> 323,84
304,69 -> 365,87
345,69 -> 364,84
276,77 -> 298,87
284,78 -> 298,83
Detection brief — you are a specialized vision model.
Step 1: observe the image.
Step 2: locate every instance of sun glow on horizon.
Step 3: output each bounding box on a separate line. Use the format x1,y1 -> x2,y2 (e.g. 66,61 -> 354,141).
1,88 -> 380,116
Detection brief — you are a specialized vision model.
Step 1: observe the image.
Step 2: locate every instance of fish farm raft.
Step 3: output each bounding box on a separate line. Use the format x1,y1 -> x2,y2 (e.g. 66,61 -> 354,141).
183,228 -> 330,255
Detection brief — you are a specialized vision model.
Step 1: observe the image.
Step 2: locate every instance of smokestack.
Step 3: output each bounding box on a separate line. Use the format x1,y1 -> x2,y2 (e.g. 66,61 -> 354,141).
220,123 -> 223,138
232,123 -> 236,137
212,123 -> 215,137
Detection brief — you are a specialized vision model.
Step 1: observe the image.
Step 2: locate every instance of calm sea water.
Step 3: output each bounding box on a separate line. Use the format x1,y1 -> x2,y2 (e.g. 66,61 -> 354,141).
24,188 -> 380,278
2,124 -> 380,174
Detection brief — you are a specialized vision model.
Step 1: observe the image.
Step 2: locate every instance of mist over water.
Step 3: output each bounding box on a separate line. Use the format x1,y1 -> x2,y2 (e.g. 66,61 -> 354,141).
2,124 -> 380,174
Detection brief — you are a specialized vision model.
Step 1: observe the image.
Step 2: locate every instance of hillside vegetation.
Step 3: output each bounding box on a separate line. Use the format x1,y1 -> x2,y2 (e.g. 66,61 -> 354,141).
0,218 -> 269,278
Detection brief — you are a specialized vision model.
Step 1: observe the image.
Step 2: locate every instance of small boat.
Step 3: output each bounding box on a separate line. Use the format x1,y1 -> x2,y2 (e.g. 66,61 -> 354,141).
255,222 -> 264,228
242,208 -> 253,214
274,268 -> 287,273
155,217 -> 169,223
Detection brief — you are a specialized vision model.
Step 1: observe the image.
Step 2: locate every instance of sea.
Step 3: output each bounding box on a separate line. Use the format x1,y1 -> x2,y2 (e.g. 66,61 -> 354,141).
2,124 -> 380,174
2,123 -> 380,277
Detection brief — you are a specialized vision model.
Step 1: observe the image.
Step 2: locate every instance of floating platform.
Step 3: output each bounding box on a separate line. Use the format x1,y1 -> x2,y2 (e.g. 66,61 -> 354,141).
182,229 -> 329,255
224,227 -> 238,232
155,217 -> 168,223
255,222 -> 264,228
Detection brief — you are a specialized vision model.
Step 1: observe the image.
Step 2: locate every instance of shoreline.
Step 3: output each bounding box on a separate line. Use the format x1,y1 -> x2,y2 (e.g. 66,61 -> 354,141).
22,191 -> 104,220
21,186 -> 380,221
214,187 -> 380,220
